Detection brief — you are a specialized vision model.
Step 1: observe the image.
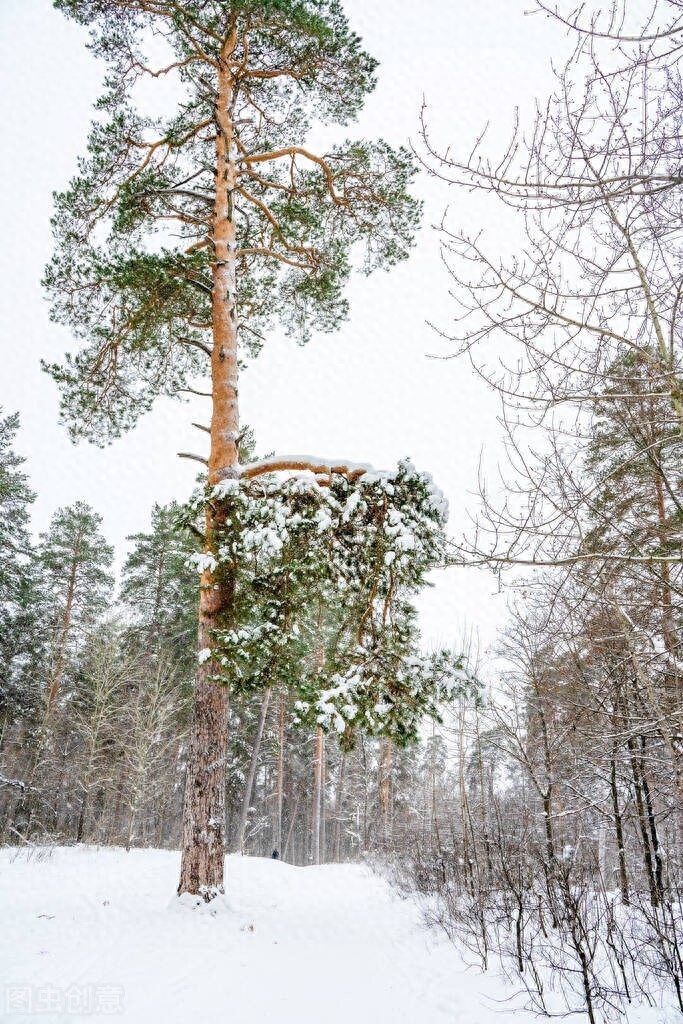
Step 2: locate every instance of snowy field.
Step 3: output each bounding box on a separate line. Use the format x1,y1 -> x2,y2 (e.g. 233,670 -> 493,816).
0,846 -> 673,1024
1,846 -> 531,1024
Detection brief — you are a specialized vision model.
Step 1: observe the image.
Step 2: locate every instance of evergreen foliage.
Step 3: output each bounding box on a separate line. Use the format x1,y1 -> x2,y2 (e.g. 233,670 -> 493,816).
121,501 -> 199,678
38,502 -> 115,707
186,460 -> 474,744
44,0 -> 421,442
0,411 -> 42,720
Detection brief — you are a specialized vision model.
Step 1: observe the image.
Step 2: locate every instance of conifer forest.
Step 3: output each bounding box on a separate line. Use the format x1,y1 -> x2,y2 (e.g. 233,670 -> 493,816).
1,2 -> 682,1022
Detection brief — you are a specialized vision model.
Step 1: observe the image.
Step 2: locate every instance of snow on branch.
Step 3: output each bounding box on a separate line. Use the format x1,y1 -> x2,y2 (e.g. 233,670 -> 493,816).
0,774 -> 25,791
239,455 -> 379,483
209,455 -> 449,521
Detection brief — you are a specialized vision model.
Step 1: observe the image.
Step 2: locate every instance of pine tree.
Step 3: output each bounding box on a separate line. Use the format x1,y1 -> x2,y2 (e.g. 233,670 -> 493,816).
46,0 -> 422,898
0,410 -> 41,723
39,502 -> 114,712
121,502 -> 198,678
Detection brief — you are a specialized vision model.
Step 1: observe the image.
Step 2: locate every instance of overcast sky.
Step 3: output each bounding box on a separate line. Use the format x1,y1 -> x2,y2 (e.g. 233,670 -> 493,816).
0,0 -> 569,655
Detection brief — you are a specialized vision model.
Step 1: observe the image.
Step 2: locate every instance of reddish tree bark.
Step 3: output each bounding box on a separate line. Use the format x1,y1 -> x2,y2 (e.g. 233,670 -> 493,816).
178,36 -> 239,898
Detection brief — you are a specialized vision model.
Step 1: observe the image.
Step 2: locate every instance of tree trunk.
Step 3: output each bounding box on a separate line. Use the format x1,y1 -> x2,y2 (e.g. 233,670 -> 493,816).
125,787 -> 139,852
283,787 -> 302,863
47,540 -> 81,716
333,752 -> 346,862
610,752 -> 630,904
639,736 -> 665,901
379,735 -> 392,841
627,733 -> 660,907
111,757 -> 127,843
311,727 -> 324,865
651,470 -> 683,870
177,37 -> 240,899
275,693 -> 285,853
235,687 -> 271,854
320,736 -> 326,863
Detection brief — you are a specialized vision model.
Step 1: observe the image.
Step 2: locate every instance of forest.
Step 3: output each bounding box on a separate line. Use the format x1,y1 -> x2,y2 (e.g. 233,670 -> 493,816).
1,1 -> 682,1022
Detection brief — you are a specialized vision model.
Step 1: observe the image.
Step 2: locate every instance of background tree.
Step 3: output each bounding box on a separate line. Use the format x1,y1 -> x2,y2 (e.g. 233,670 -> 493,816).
39,501 -> 115,713
10,502 -> 114,835
121,501 -> 199,678
0,410 -> 41,729
416,0 -> 683,900
0,410 -> 43,826
387,6 -> 683,1016
419,0 -> 683,573
70,623 -> 130,844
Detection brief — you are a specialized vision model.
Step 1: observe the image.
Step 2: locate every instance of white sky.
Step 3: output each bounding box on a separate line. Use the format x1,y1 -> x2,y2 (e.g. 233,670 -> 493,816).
0,0 -> 565,655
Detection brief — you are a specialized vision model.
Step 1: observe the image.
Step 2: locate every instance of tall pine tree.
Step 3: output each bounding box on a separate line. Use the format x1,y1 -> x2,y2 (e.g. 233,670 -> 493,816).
46,0 -> 421,897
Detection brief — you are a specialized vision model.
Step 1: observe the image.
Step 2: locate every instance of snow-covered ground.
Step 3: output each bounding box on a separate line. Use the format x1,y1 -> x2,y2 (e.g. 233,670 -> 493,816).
0,846 -> 671,1023
1,846 -> 520,1023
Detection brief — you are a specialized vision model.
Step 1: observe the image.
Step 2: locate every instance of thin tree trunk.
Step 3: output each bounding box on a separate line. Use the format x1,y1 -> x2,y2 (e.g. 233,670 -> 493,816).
275,693 -> 285,853
456,700 -> 470,888
379,736 -> 392,841
111,757 -> 127,843
125,786 -> 139,852
283,787 -> 302,862
47,538 -> 81,712
178,34 -> 240,899
650,471 -> 683,871
77,784 -> 90,844
474,707 -> 493,877
333,752 -> 346,862
610,753 -> 630,904
639,735 -> 665,900
627,733 -> 659,907
311,726 -> 324,864
320,734 -> 326,864
235,687 -> 271,854
155,790 -> 168,848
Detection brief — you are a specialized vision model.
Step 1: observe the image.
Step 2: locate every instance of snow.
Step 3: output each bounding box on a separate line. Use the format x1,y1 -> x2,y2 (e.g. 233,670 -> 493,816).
186,552 -> 218,574
239,454 -> 377,480
0,845 -> 557,1024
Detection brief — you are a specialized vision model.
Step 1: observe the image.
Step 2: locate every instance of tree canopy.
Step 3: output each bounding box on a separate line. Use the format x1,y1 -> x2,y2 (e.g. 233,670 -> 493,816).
45,0 -> 421,443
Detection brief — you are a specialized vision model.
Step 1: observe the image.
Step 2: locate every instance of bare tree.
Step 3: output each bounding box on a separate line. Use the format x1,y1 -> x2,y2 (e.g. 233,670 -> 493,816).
419,1 -> 683,574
